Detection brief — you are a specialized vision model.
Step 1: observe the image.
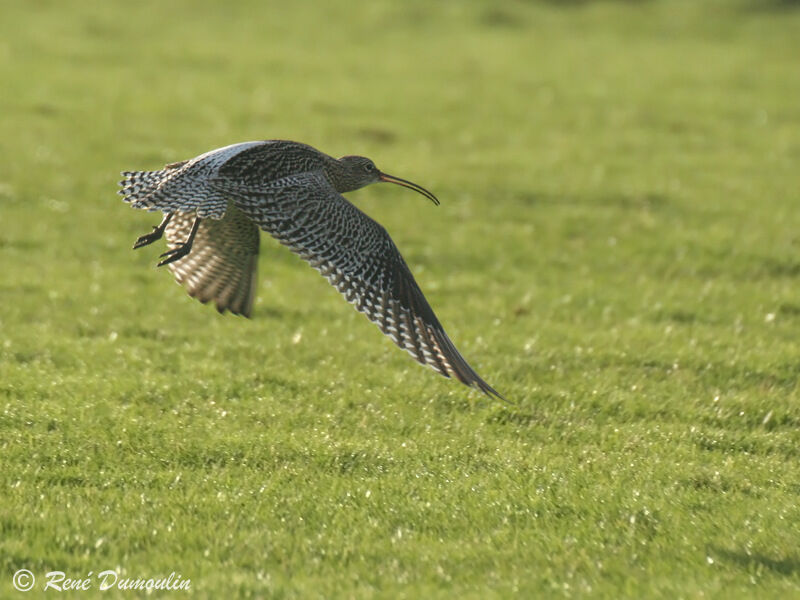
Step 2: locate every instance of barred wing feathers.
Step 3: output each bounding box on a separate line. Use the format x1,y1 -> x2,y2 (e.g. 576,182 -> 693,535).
164,206 -> 260,317
213,172 -> 502,398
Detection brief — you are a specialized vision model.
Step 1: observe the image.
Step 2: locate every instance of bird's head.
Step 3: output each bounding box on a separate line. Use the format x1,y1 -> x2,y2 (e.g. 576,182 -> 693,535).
337,155 -> 439,205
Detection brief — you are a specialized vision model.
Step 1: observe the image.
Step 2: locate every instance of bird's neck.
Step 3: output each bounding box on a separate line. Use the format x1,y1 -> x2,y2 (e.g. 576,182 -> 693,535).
324,159 -> 358,194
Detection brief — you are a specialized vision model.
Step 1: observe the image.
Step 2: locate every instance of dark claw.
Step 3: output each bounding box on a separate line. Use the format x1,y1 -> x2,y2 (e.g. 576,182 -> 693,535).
157,244 -> 191,267
155,215 -> 200,267
133,212 -> 174,250
133,227 -> 164,249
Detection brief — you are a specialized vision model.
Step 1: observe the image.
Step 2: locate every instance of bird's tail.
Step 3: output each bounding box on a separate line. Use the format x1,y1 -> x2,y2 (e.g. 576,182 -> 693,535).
118,170 -> 163,207
118,160 -> 189,211
118,159 -> 230,219
117,161 -> 189,210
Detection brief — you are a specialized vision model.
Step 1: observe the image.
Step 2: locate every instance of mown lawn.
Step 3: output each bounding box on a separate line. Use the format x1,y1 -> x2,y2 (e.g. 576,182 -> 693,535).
1,0 -> 799,597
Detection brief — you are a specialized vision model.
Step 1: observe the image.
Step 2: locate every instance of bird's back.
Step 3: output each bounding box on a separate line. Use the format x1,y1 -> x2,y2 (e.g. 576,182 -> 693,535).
217,140 -> 337,183
120,140 -> 338,219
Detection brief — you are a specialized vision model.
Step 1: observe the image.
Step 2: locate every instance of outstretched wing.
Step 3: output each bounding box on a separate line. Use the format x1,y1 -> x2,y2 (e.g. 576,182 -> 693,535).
165,205 -> 260,317
212,172 -> 502,398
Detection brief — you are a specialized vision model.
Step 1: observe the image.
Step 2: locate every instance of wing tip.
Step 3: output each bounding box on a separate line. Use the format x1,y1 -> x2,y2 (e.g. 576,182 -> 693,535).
457,363 -> 508,402
427,328 -> 507,402
472,378 -> 510,403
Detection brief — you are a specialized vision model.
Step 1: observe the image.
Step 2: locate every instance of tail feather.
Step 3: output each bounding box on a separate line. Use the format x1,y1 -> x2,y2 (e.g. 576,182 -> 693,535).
117,161 -> 227,218
118,169 -> 175,210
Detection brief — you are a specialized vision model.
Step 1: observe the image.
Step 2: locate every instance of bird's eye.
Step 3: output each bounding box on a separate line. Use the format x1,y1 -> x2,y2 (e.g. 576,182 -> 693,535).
364,163 -> 375,172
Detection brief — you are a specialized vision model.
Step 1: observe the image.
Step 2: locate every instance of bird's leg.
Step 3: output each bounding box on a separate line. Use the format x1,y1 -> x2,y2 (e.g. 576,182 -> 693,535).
133,212 -> 174,250
157,216 -> 201,267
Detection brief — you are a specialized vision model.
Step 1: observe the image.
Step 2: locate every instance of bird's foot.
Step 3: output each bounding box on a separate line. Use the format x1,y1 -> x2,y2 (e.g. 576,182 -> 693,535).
133,226 -> 164,249
133,213 -> 174,250
157,243 -> 192,267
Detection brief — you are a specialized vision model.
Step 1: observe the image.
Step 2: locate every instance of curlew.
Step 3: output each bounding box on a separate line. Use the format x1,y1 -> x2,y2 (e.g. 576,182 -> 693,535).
118,140 -> 502,399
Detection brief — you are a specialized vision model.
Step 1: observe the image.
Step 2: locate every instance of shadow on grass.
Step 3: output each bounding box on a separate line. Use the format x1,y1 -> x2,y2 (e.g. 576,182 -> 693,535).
515,191 -> 670,211
745,0 -> 800,10
0,238 -> 43,250
650,249 -> 800,282
712,547 -> 800,576
353,126 -> 397,145
478,0 -> 655,30
525,0 -> 653,5
750,256 -> 800,279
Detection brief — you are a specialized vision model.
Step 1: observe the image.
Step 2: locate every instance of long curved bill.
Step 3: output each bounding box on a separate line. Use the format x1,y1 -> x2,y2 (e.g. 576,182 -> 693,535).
379,172 -> 440,206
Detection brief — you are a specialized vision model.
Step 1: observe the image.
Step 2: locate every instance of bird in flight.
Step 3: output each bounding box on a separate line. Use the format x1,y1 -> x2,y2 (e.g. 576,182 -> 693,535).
118,140 -> 502,399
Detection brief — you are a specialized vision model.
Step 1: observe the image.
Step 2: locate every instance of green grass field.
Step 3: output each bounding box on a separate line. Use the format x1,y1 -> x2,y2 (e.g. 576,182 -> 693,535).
2,0 -> 800,597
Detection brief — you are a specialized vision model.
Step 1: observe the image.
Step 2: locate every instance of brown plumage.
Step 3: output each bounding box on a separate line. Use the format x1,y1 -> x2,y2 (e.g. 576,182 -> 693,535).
119,140 -> 503,399
164,206 -> 259,317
